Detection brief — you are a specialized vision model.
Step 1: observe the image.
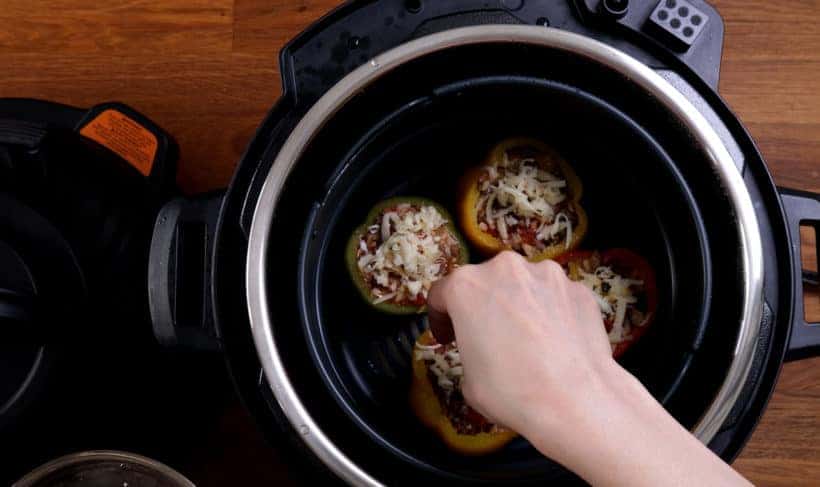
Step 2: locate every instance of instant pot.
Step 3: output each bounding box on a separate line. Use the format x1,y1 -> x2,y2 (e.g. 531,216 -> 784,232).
2,0 -> 818,485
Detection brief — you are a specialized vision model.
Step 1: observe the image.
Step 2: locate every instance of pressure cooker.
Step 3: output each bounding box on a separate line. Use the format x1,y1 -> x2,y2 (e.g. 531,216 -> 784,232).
1,0 -> 818,485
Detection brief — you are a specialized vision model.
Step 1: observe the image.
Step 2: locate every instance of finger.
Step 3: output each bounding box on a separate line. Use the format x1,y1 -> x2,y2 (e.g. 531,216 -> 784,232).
570,282 -> 611,355
532,258 -> 564,280
572,282 -> 602,324
426,276 -> 455,344
541,260 -> 576,314
460,378 -> 500,424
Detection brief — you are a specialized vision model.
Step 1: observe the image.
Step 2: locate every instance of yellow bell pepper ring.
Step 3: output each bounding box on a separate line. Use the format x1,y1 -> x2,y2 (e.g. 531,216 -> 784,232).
457,137 -> 588,262
409,330 -> 518,455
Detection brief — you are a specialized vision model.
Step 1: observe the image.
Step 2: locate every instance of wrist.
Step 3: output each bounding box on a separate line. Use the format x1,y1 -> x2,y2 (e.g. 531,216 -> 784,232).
522,361 -> 667,481
522,359 -> 644,454
523,362 -> 751,487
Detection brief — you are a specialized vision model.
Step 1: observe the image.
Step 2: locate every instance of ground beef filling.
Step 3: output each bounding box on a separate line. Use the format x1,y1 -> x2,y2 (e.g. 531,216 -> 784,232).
416,341 -> 504,435
356,204 -> 462,307
475,147 -> 577,258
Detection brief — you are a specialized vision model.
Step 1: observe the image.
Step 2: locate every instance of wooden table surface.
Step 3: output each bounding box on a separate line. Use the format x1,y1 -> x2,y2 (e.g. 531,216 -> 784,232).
2,1 -> 818,485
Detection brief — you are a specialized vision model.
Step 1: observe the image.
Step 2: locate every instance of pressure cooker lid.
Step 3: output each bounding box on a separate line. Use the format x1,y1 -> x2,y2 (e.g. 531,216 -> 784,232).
0,117 -> 85,431
0,197 -> 80,428
243,26 -> 764,486
0,99 -> 176,434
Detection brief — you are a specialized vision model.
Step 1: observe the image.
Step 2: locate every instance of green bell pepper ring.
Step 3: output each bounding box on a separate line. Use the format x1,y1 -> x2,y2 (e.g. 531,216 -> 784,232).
345,196 -> 470,314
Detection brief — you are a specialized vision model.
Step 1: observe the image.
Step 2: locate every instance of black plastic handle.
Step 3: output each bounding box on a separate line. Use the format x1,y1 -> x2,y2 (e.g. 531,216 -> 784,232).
780,187 -> 820,361
148,193 -> 224,351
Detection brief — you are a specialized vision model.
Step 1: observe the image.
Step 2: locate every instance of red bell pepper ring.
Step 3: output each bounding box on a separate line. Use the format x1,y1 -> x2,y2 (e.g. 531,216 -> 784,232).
555,249 -> 658,358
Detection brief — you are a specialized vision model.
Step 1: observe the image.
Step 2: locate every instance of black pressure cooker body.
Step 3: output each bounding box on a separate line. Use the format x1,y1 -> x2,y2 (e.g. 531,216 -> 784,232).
144,1 -> 818,485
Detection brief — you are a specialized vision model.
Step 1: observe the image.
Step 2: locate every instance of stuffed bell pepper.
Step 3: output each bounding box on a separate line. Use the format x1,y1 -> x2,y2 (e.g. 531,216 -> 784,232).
410,330 -> 517,455
346,197 -> 469,314
458,137 -> 588,261
555,249 -> 658,358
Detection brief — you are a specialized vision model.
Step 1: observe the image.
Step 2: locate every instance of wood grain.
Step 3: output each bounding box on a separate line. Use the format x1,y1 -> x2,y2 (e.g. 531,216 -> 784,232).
1,0 -> 817,485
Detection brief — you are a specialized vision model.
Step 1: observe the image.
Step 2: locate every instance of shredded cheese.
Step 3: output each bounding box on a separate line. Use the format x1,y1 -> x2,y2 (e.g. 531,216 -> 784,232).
357,204 -> 459,304
490,164 -> 564,219
576,265 -> 643,344
415,340 -> 463,392
477,149 -> 575,252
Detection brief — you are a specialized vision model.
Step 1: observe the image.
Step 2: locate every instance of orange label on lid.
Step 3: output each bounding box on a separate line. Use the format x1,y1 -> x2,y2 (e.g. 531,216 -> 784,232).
80,109 -> 158,177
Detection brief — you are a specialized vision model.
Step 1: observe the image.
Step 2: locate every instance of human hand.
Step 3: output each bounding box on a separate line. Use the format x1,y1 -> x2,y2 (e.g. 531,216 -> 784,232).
427,251 -> 751,487
427,251 -> 613,435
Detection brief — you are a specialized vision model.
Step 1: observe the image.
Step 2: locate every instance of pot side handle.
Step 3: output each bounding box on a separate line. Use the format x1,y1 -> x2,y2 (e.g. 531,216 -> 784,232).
780,187 -> 820,361
148,193 -> 224,351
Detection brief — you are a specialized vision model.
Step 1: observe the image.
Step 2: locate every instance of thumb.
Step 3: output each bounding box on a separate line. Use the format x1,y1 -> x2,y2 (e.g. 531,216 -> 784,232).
426,278 -> 455,344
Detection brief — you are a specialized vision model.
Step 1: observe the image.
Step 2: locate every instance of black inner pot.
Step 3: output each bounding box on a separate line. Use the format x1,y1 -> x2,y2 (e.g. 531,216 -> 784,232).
262,43 -> 747,484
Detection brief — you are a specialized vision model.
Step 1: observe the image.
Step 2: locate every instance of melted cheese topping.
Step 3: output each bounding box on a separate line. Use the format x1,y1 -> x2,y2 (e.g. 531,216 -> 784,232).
576,265 -> 644,344
356,204 -> 458,304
